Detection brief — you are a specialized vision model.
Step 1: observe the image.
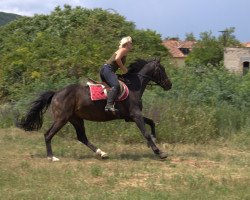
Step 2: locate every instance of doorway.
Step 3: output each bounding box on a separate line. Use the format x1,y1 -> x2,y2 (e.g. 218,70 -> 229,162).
243,61 -> 249,75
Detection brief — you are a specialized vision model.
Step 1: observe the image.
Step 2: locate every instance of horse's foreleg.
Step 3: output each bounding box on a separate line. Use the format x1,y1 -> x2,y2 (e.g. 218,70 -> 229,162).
70,117 -> 108,159
125,117 -> 156,146
44,120 -> 67,161
132,113 -> 167,159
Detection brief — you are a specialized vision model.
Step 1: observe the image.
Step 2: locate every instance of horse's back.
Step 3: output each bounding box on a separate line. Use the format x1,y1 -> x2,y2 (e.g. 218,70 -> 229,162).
50,83 -> 129,121
50,84 -> 89,116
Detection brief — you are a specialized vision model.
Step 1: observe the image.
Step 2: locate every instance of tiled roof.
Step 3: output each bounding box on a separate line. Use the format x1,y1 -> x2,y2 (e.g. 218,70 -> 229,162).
162,39 -> 196,58
178,41 -> 195,49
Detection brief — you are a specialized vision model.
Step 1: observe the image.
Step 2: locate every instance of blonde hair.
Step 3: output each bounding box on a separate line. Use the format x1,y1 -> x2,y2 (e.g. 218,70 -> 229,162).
119,36 -> 132,48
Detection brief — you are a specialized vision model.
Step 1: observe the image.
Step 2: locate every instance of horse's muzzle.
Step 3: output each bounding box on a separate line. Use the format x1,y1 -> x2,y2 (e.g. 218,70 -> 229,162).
163,80 -> 172,91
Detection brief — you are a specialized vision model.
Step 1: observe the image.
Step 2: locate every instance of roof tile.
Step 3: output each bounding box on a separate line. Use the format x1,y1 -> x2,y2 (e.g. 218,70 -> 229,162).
162,39 -> 196,58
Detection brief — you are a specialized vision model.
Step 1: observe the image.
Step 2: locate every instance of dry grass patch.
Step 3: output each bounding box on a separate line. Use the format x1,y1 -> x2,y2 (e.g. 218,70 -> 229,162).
0,128 -> 249,199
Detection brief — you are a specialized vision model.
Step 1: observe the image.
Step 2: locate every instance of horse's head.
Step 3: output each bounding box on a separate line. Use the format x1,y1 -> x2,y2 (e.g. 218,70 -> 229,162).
147,58 -> 172,91
125,58 -> 172,91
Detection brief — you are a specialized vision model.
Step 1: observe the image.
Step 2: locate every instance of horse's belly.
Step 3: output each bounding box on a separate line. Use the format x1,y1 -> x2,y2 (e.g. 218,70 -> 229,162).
75,106 -> 118,122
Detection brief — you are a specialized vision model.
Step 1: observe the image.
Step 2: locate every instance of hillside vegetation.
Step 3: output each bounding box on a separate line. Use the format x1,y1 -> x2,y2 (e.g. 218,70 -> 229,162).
0,5 -> 249,144
0,12 -> 21,26
0,5 -> 168,102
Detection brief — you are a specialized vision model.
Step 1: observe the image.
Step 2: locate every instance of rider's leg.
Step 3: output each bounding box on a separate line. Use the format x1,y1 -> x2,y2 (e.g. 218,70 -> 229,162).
100,65 -> 120,112
105,86 -> 119,112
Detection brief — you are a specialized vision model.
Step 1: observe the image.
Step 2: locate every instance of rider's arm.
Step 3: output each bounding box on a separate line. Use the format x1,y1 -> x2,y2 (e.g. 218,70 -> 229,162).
115,48 -> 128,74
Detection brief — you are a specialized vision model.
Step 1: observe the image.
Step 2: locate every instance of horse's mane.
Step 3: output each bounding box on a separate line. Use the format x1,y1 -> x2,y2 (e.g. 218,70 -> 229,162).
127,59 -> 148,74
118,58 -> 157,81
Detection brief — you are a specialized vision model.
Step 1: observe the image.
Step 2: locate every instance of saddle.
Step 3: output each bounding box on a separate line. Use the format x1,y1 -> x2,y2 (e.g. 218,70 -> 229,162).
86,78 -> 129,101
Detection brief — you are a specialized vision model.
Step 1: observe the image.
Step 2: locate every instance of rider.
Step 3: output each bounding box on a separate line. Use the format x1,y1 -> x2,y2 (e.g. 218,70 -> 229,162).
100,36 -> 132,112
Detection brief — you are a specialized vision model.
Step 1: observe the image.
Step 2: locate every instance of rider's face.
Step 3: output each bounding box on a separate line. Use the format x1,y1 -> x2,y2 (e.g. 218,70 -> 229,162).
126,42 -> 133,51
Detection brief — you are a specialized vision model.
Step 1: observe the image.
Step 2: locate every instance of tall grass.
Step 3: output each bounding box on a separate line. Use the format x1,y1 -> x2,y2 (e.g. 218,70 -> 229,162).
0,104 -> 18,128
1,98 -> 249,144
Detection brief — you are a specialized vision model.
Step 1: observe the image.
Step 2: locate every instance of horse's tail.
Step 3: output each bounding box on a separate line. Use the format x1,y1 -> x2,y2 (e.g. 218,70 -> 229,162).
17,91 -> 55,131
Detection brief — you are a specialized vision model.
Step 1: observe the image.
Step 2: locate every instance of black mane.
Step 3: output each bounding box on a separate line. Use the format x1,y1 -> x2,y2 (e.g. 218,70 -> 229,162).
118,58 -> 158,82
127,59 -> 148,74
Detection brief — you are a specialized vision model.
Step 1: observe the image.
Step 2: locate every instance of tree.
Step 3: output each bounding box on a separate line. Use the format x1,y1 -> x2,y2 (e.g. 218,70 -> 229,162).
186,28 -> 241,66
185,32 -> 196,41
218,27 -> 241,47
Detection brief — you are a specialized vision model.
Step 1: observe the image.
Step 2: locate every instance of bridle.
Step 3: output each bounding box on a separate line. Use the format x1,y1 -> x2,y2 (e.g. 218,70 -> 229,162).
136,62 -> 167,87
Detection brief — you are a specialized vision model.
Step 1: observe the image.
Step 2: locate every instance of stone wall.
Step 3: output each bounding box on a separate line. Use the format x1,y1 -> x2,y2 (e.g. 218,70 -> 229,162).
224,47 -> 250,74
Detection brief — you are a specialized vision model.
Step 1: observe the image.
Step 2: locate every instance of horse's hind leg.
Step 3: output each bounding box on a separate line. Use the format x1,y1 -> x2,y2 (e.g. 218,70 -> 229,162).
70,117 -> 108,158
44,120 -> 67,161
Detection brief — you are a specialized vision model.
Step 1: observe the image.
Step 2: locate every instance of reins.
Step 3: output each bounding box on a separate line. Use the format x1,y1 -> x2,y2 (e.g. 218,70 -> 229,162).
136,73 -> 158,86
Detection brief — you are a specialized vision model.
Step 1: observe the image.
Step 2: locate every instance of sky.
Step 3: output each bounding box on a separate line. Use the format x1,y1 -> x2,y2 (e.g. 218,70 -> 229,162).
0,0 -> 249,42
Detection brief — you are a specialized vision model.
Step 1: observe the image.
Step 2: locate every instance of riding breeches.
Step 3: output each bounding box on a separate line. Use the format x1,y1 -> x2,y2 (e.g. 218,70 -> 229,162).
100,64 -> 120,91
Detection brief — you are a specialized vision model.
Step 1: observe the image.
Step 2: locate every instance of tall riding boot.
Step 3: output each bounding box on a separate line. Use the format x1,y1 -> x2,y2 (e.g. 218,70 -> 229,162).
105,87 -> 119,112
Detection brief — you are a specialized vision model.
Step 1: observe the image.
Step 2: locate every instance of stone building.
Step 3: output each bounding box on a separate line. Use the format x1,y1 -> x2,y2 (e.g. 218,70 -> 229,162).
224,46 -> 250,75
163,39 -> 250,75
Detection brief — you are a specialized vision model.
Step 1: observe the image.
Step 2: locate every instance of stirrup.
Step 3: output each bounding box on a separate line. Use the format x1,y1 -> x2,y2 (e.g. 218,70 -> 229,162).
105,104 -> 117,112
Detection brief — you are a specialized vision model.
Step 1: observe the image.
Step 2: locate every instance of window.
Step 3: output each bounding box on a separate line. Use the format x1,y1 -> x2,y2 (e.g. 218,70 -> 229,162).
243,61 -> 249,75
179,48 -> 190,55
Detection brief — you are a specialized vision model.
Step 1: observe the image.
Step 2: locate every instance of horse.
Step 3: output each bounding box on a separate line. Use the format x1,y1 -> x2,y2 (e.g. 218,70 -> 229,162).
18,58 -> 172,161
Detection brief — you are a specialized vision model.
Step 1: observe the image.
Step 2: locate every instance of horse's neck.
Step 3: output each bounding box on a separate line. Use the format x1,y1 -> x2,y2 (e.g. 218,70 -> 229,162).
123,73 -> 148,98
137,68 -> 152,97
125,63 -> 153,97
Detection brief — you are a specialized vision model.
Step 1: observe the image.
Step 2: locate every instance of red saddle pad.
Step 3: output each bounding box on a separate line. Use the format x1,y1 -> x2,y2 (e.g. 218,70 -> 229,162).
87,81 -> 129,101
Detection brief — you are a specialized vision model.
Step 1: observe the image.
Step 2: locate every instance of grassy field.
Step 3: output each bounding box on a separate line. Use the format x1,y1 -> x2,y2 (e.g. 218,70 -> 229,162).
0,128 -> 249,200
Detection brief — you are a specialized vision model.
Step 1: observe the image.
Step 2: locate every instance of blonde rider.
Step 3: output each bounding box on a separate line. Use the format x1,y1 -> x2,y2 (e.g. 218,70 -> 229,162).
100,36 -> 132,112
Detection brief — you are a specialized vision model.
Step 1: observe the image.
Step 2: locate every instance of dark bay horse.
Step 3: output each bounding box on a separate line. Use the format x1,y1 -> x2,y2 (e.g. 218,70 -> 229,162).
18,58 -> 172,161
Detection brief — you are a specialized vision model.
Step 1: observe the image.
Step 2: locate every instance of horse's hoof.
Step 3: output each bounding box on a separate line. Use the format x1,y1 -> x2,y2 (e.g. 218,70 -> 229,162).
96,149 -> 109,159
101,153 -> 109,159
47,156 -> 60,162
159,152 -> 168,159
